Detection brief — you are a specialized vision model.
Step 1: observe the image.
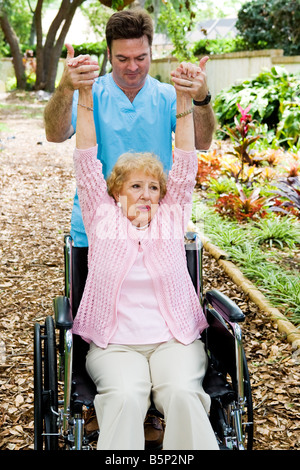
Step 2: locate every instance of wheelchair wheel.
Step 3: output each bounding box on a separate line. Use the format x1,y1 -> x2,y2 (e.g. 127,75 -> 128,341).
209,349 -> 254,451
34,316 -> 59,450
34,322 -> 43,450
242,351 -> 254,450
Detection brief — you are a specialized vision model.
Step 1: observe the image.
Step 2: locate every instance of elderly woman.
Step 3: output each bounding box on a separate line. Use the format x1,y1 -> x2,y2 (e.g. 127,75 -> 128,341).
71,66 -> 218,450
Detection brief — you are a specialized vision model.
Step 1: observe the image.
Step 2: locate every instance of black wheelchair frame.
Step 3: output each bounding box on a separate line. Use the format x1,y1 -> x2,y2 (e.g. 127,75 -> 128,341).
34,232 -> 253,450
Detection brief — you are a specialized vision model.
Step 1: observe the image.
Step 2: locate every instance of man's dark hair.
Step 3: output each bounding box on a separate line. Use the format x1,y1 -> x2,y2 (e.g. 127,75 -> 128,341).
106,9 -> 153,52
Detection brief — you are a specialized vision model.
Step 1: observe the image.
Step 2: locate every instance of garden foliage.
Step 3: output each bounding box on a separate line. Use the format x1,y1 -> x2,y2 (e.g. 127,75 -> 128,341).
236,0 -> 300,56
199,92 -> 300,221
192,36 -> 248,56
194,69 -> 300,323
214,66 -> 300,149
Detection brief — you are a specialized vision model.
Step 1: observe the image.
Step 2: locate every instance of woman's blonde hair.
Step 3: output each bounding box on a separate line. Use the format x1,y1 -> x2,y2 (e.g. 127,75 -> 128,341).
107,152 -> 167,199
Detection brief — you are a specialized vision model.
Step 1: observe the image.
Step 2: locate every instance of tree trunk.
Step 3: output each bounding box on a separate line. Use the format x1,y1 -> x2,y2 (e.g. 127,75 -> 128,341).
100,49 -> 108,76
46,0 -> 85,91
34,0 -> 44,89
28,0 -> 37,45
37,0 -> 135,91
34,0 -> 85,91
0,10 -> 26,89
1,0 -> 135,92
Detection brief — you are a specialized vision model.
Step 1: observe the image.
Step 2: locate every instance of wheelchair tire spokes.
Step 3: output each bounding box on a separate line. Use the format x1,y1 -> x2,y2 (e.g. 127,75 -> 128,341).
203,303 -> 254,450
34,322 -> 43,450
227,340 -> 253,451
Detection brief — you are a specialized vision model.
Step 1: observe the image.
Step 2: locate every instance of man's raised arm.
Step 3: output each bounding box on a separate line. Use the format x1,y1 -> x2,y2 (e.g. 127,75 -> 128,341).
44,44 -> 99,143
171,56 -> 216,151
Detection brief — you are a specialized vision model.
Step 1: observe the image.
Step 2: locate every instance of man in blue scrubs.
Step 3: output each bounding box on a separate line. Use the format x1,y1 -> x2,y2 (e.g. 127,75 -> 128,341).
44,9 -> 215,246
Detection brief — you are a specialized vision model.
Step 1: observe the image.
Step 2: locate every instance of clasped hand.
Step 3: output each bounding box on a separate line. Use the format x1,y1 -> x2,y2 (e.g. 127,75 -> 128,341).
171,56 -> 209,102
62,43 -> 99,91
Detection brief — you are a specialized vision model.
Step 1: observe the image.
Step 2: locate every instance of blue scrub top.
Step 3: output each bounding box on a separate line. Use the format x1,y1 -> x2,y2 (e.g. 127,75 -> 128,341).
71,73 -> 177,246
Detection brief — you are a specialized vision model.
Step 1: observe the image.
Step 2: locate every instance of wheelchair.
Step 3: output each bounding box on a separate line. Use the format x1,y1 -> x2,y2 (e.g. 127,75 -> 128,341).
34,232 -> 254,451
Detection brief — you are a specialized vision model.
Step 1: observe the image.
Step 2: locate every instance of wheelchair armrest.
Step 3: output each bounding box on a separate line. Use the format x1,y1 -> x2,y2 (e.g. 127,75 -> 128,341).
205,289 -> 245,323
53,295 -> 73,329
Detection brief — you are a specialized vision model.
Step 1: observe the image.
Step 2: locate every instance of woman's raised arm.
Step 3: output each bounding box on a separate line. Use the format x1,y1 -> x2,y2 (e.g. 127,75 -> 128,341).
171,71 -> 195,152
76,86 -> 96,150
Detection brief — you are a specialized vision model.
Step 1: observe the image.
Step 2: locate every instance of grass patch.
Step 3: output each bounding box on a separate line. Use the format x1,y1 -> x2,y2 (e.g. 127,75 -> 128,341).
0,101 -> 44,120
0,122 -> 10,132
193,196 -> 300,325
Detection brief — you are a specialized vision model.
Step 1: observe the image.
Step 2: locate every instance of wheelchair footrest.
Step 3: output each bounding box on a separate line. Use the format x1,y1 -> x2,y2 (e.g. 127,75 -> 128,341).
203,365 -> 235,405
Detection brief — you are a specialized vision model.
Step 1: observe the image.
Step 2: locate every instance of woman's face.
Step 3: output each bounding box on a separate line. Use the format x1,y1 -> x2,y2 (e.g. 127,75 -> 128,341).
108,36 -> 151,93
115,170 -> 161,227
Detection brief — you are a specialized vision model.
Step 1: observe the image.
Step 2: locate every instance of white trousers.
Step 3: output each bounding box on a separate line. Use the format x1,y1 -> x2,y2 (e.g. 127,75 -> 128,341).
86,338 -> 219,450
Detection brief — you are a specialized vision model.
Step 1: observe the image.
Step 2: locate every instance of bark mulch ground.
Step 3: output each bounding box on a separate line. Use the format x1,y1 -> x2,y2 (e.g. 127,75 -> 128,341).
0,92 -> 299,450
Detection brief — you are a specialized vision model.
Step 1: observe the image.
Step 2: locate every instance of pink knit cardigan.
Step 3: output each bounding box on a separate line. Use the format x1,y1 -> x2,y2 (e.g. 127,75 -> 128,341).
72,145 -> 209,348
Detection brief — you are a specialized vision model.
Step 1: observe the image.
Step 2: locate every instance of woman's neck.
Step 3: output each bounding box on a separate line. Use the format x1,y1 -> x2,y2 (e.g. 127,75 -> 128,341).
131,220 -> 150,230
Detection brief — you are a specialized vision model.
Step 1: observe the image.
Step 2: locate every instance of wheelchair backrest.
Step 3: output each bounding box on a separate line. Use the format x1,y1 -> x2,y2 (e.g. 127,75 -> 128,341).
64,232 -> 203,320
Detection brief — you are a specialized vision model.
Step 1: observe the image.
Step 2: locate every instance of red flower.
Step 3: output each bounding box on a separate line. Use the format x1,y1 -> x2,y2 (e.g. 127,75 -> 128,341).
237,103 -> 252,124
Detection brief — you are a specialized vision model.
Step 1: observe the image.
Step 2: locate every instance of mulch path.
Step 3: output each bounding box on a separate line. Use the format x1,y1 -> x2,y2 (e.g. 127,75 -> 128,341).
0,92 -> 299,450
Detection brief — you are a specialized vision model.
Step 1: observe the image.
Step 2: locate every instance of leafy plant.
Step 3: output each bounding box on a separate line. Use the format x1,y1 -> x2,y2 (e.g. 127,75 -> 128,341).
158,1 -> 196,62
271,176 -> 300,218
61,42 -> 107,58
196,150 -> 221,185
214,185 -> 268,221
192,198 -> 300,324
226,243 -> 270,265
276,101 -> 300,148
208,225 -> 249,248
222,103 -> 263,183
206,176 -> 237,197
214,67 -> 300,149
256,269 -> 300,322
252,216 -> 300,248
192,36 -> 248,56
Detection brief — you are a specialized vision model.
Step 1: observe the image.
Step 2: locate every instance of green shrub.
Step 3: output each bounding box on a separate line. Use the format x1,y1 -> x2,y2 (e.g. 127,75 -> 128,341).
192,36 -> 248,56
236,0 -> 300,56
1,42 -> 107,59
213,66 -> 300,148
61,42 -> 106,58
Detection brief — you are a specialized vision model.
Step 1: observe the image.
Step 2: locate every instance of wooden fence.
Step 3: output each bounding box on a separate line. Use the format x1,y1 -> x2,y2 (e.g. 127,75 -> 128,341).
1,49 -> 299,97
150,49 -> 300,100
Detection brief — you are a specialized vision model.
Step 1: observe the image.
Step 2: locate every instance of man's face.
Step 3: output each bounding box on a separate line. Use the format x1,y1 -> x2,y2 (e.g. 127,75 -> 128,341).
108,35 -> 151,92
